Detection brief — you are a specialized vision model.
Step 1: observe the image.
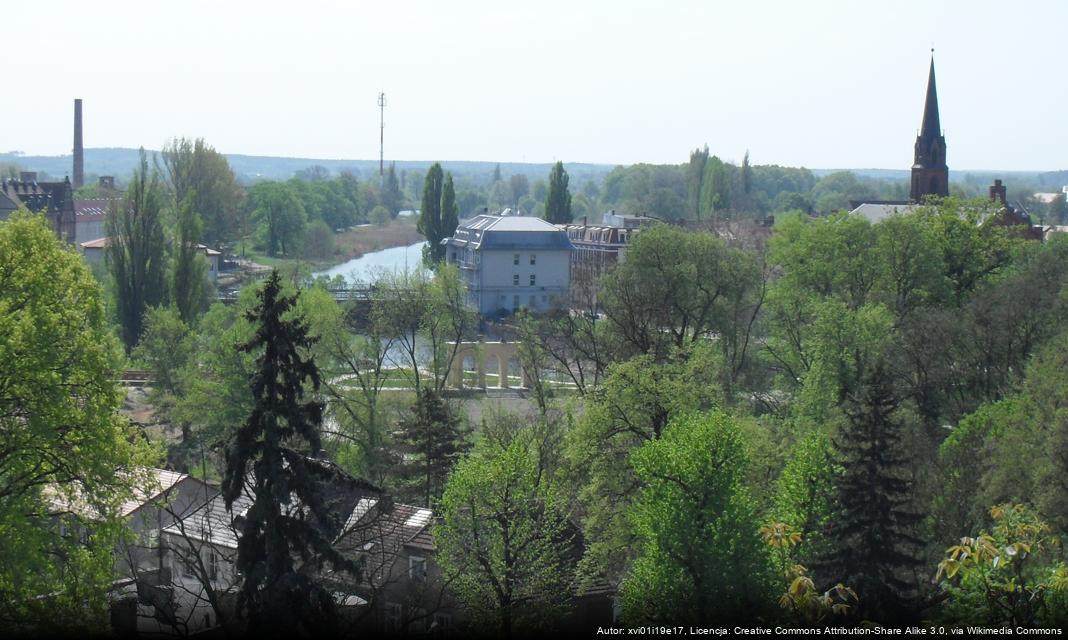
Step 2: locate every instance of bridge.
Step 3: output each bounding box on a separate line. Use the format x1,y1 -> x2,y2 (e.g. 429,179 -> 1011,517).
217,288 -> 378,305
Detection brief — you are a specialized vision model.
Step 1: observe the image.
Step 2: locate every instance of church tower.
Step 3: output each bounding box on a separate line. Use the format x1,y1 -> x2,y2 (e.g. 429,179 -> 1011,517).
910,55 -> 949,202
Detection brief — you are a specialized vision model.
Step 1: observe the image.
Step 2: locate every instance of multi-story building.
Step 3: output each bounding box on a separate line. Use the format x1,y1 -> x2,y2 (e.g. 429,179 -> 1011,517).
442,214 -> 572,316
0,174 -> 77,241
559,211 -> 656,308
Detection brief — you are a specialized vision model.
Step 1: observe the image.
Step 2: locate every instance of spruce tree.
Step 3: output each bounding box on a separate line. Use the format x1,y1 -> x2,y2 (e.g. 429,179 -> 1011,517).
222,270 -> 359,637
418,163 -> 445,263
394,388 -> 469,507
544,161 -> 572,224
819,361 -> 923,621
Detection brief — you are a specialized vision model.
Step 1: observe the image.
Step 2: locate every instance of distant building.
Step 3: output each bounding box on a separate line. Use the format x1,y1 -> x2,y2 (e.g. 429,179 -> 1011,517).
559,211 -> 657,308
81,237 -> 221,282
0,174 -> 76,241
442,214 -> 572,315
74,198 -> 117,245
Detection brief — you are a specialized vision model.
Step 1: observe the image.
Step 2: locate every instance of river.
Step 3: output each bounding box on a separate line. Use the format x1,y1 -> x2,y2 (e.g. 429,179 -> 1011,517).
313,241 -> 428,285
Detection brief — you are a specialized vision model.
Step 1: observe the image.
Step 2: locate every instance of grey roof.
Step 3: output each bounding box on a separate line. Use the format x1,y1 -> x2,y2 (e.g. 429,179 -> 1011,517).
443,214 -> 572,251
850,202 -> 916,223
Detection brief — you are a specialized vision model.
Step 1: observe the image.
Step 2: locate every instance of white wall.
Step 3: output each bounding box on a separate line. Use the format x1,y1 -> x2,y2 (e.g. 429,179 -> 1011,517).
475,249 -> 570,314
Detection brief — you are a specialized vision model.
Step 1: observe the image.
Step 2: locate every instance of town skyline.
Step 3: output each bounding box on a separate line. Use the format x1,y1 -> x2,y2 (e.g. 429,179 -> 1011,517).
4,0 -> 1065,171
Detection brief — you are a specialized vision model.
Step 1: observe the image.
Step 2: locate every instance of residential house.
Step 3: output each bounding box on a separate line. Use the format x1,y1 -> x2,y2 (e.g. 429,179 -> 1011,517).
0,174 -> 77,241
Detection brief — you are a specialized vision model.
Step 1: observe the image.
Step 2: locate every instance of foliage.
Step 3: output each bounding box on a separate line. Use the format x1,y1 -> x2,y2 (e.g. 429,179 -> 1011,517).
221,271 -> 359,636
248,181 -> 306,257
620,411 -> 774,624
162,137 -> 244,246
107,148 -> 168,349
435,427 -> 575,637
761,523 -> 857,624
393,388 -> 469,507
544,161 -> 573,224
0,211 -> 158,632
172,194 -> 209,323
418,163 -> 446,264
771,431 -> 840,565
934,504 -> 1068,627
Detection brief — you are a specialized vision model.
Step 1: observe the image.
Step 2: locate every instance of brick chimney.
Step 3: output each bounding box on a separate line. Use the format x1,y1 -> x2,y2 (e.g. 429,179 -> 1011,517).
989,179 -> 1007,206
73,98 -> 84,189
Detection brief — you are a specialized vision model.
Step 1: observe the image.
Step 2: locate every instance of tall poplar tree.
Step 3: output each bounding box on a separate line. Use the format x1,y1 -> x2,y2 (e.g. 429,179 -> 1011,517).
418,163 -> 445,263
221,271 -> 359,637
173,194 -> 208,324
544,161 -> 572,224
441,172 -> 459,241
107,148 -> 167,349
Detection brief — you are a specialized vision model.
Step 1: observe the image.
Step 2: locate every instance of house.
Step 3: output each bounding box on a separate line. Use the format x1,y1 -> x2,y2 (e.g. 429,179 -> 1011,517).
558,211 -> 656,308
80,237 -> 222,282
73,198 -> 117,245
442,214 -> 573,316
0,174 -> 77,241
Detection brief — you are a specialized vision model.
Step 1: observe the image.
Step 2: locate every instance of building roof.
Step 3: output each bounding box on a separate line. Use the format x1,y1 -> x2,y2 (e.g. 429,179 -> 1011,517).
74,198 -> 118,220
849,201 -> 916,224
444,214 -> 572,251
47,468 -> 198,521
1,178 -> 74,215
80,236 -> 220,256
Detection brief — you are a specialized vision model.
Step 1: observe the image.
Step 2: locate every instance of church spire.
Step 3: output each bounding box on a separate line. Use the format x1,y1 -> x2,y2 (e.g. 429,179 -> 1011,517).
910,51 -> 949,202
919,53 -> 941,142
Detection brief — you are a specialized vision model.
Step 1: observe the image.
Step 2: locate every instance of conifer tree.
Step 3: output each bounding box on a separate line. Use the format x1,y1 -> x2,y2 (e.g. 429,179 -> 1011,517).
819,361 -> 923,620
394,388 -> 469,507
221,271 -> 359,637
544,161 -> 572,224
418,163 -> 445,263
492,162 -> 502,183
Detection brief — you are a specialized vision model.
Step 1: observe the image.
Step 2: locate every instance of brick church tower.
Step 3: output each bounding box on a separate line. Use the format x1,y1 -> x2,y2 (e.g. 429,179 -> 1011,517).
910,55 -> 949,202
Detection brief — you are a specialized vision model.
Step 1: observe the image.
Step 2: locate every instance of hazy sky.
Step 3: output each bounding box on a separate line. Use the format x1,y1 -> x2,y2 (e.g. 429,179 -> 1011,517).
4,0 -> 1064,170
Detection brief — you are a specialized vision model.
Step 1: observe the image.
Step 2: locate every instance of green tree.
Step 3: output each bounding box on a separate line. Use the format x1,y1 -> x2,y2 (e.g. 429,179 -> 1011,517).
248,181 -> 306,257
686,146 -> 709,220
221,271 -> 359,636
107,148 -> 168,350
381,162 -> 403,216
441,172 -> 459,241
418,163 -> 446,263
162,137 -> 244,247
435,430 -> 575,637
509,173 -> 530,209
544,161 -> 572,224
818,362 -> 923,621
619,411 -> 774,624
393,388 -> 469,507
172,194 -> 209,324
0,211 -> 157,632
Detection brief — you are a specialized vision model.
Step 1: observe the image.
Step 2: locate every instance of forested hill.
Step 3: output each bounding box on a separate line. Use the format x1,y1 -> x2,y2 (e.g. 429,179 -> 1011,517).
0,147 -> 614,186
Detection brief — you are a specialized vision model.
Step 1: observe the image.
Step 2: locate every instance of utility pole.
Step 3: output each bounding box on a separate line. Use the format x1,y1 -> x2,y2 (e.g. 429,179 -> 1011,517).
378,92 -> 386,184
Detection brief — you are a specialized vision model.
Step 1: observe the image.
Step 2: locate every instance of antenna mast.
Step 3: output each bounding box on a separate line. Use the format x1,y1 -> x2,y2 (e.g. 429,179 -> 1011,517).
377,92 -> 386,183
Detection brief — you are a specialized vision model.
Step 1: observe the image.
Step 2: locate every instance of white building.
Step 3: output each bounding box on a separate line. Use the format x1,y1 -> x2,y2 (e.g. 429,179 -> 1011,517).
442,214 -> 572,316
80,238 -> 221,283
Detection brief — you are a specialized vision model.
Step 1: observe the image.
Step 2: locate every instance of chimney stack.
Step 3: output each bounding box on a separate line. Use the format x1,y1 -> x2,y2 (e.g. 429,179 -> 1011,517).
989,179 -> 1007,206
73,99 -> 84,189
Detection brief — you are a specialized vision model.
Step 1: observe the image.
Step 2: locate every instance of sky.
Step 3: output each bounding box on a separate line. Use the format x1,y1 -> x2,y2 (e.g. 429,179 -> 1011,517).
4,0 -> 1065,171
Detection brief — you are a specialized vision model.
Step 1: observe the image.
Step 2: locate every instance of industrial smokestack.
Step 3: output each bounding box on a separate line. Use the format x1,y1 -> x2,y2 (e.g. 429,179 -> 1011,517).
73,98 -> 84,189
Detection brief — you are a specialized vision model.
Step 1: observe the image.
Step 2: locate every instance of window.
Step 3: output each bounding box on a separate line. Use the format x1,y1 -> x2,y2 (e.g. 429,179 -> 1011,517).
181,556 -> 196,579
529,274 -> 536,286
513,253 -> 520,265
207,550 -> 219,581
529,295 -> 536,308
433,613 -> 454,632
512,295 -> 519,311
529,254 -> 536,265
409,555 -> 427,582
513,274 -> 519,286
385,602 -> 403,632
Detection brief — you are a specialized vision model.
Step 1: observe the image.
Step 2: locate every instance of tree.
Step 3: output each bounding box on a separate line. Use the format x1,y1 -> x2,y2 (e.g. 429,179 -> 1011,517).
543,161 -> 572,224
248,181 -> 306,257
818,361 -> 923,621
162,137 -> 244,247
492,163 -> 502,183
619,411 -> 774,624
107,148 -> 168,350
393,388 -> 469,507
435,429 -> 575,637
381,163 -> 403,216
686,146 -> 709,220
173,194 -> 209,324
441,172 -> 459,241
418,163 -> 445,264
221,271 -> 360,637
0,211 -> 156,632
508,173 -> 529,209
